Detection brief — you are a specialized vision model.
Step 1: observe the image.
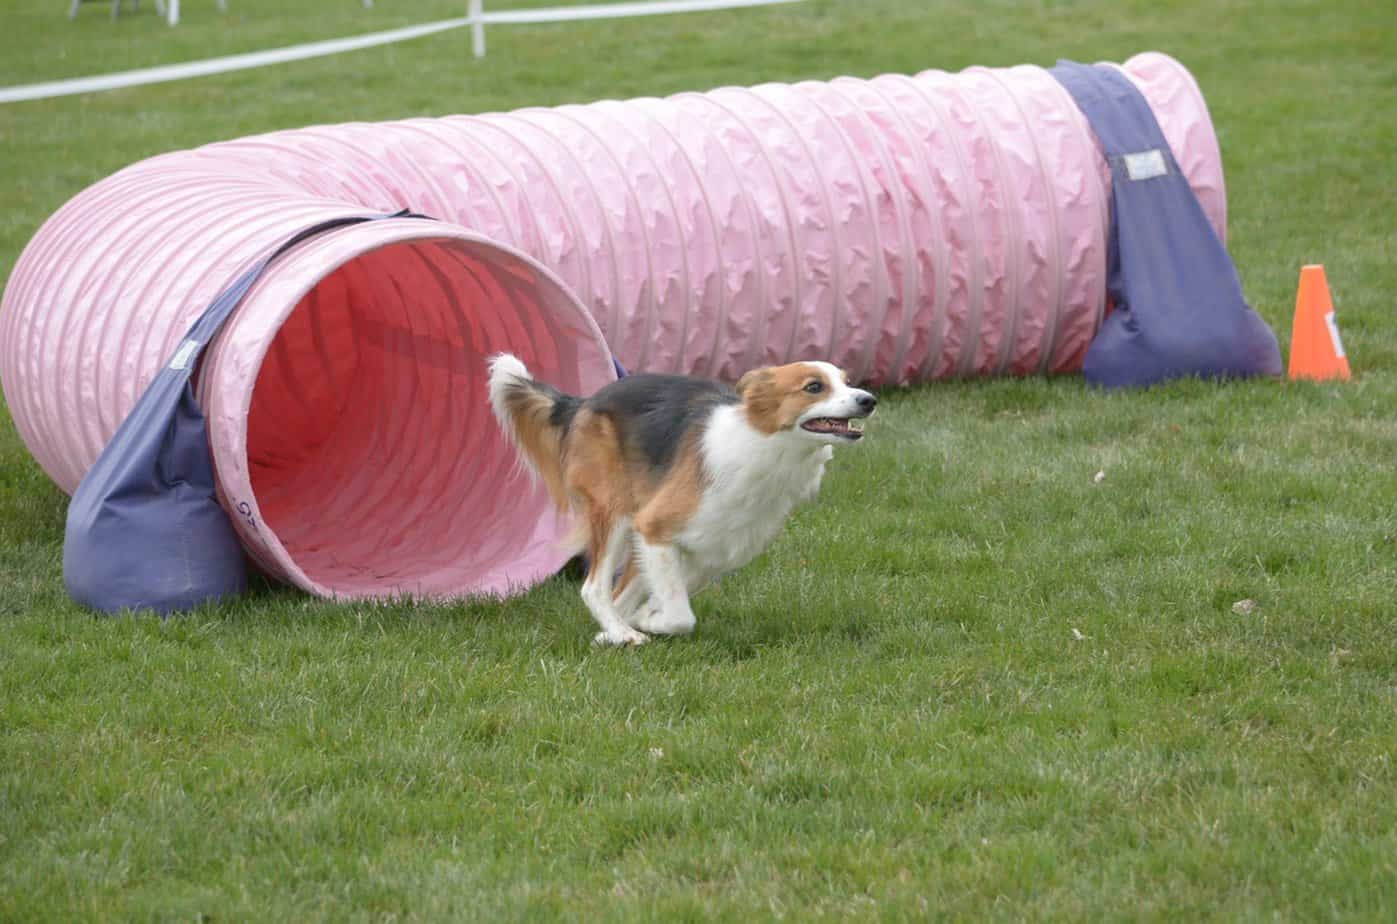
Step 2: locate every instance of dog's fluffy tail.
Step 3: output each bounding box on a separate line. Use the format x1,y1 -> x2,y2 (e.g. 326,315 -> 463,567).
487,353 -> 579,512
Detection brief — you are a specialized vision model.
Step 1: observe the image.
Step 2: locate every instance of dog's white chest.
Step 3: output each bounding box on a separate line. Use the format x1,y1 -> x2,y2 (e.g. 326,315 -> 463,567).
676,407 -> 832,575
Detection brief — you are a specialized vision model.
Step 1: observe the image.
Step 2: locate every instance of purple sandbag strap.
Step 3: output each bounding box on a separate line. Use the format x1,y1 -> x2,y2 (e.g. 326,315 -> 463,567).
1050,61 -> 1281,388
63,210 -> 433,615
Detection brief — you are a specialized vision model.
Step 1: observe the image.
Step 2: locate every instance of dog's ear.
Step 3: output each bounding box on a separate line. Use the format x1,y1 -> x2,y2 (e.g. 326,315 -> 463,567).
735,368 -> 770,399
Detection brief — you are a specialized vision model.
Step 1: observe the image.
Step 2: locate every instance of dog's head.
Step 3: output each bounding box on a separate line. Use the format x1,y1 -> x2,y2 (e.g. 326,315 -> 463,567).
736,361 -> 876,444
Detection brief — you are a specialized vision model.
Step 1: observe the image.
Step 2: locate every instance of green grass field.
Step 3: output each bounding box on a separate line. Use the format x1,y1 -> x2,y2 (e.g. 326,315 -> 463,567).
2,0 -> 1395,919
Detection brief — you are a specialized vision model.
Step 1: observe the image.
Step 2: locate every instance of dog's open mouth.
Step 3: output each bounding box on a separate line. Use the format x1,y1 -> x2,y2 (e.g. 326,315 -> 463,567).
801,417 -> 865,440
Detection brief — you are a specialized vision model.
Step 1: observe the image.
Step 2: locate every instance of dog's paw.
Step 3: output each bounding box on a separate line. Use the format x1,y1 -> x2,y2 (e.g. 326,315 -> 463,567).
593,627 -> 649,648
631,604 -> 696,636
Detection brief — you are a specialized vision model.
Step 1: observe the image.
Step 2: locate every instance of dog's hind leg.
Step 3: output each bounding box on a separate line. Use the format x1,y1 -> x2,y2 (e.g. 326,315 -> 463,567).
581,515 -> 648,647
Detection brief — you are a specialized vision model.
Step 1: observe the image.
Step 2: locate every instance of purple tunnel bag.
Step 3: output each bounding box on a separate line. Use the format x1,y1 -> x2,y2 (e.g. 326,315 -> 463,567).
1050,61 -> 1281,388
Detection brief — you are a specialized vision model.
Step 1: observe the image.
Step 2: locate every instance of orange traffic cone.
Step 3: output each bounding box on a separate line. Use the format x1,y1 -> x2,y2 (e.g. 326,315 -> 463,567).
1288,264 -> 1350,381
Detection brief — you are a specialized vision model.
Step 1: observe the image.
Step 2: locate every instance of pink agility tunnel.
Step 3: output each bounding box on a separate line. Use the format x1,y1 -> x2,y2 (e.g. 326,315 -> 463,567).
0,51 -> 1227,602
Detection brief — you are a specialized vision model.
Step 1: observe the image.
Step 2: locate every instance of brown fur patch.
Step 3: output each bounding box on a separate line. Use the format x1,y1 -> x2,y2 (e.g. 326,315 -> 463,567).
497,384 -> 571,509
737,362 -> 832,434
564,410 -> 632,516
561,409 -> 631,566
632,433 -> 706,544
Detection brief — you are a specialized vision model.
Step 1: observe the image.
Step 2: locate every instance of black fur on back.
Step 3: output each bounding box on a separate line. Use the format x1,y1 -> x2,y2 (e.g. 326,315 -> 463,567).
546,386 -> 583,435
583,373 -> 739,472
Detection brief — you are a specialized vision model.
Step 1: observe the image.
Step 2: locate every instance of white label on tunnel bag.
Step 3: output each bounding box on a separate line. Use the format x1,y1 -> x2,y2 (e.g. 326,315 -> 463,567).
169,339 -> 200,371
1124,149 -> 1168,181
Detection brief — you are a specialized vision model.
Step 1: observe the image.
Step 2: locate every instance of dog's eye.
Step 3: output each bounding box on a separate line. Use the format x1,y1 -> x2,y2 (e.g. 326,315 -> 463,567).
803,381 -> 824,394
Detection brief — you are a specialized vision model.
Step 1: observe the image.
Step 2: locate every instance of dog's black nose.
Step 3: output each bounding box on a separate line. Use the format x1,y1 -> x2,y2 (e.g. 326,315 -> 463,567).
857,392 -> 877,412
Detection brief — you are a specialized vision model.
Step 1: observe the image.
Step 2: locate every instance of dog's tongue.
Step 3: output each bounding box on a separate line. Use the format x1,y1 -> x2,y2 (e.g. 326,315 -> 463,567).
806,417 -> 850,433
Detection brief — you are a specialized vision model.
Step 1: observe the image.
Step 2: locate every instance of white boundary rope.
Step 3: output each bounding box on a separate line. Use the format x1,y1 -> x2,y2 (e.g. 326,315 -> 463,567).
0,0 -> 804,104
1,18 -> 470,104
483,0 -> 800,23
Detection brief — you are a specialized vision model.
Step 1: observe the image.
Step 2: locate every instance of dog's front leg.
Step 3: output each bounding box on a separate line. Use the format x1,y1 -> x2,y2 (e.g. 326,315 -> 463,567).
631,540 -> 697,636
622,551 -> 712,633
613,557 -> 650,626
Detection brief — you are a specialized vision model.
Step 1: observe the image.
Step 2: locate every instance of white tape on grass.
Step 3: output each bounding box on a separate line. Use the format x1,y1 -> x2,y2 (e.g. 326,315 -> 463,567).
0,0 -> 804,105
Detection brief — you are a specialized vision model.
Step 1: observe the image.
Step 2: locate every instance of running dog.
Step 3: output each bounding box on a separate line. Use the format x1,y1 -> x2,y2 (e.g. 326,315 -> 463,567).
488,355 -> 875,645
